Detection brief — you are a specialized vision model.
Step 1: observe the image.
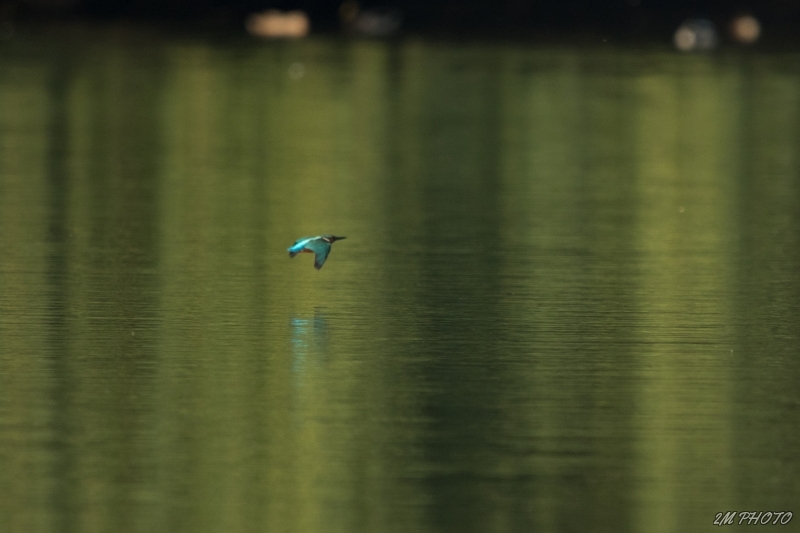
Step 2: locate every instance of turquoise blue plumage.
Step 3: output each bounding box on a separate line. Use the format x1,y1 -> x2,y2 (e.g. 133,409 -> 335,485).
288,235 -> 346,270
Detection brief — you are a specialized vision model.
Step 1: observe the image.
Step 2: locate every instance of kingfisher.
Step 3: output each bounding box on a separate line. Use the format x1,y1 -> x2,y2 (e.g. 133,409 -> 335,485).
288,235 -> 346,270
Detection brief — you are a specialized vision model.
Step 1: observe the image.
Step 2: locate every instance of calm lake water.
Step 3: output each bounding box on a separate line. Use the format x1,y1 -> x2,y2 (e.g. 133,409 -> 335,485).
1,25 -> 799,533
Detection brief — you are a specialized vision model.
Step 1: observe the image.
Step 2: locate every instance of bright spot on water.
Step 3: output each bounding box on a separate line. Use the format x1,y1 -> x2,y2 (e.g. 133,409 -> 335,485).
288,62 -> 306,80
674,19 -> 718,52
731,15 -> 760,44
246,9 -> 310,38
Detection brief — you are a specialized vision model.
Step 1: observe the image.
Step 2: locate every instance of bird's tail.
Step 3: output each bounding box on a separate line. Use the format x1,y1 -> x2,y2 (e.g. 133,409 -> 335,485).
289,251 -> 299,258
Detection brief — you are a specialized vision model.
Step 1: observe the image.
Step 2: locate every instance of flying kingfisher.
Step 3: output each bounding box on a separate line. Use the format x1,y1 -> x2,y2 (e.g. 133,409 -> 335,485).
288,235 -> 346,270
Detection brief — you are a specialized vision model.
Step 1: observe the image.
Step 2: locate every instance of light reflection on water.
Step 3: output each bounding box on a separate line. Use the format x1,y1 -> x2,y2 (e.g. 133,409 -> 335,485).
1,26 -> 799,533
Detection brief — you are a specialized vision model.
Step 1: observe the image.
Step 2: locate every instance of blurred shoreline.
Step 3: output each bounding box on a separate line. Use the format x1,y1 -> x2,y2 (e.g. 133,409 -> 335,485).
2,1 -> 800,48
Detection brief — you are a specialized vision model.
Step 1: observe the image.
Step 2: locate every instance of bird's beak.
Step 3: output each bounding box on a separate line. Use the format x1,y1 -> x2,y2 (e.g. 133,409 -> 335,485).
334,236 -> 346,241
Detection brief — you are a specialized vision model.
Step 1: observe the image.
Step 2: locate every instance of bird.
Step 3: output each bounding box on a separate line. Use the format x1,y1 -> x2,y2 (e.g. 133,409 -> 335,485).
288,235 -> 346,270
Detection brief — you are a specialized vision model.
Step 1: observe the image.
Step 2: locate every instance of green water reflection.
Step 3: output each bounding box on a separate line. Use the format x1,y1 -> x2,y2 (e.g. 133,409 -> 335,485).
1,28 -> 799,533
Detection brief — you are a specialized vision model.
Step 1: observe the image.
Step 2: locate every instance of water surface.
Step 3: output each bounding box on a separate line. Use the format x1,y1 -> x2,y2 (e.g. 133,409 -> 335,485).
1,26 -> 799,533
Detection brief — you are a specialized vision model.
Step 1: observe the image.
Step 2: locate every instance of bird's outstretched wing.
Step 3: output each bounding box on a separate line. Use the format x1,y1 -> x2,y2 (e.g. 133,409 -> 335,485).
303,239 -> 332,270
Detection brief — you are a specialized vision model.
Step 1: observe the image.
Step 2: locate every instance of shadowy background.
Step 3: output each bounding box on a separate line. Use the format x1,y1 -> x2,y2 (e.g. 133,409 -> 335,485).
2,0 -> 799,44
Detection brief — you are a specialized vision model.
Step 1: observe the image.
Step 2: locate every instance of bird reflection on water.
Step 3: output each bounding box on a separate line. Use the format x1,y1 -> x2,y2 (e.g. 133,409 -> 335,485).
290,308 -> 328,380
289,309 -> 329,427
